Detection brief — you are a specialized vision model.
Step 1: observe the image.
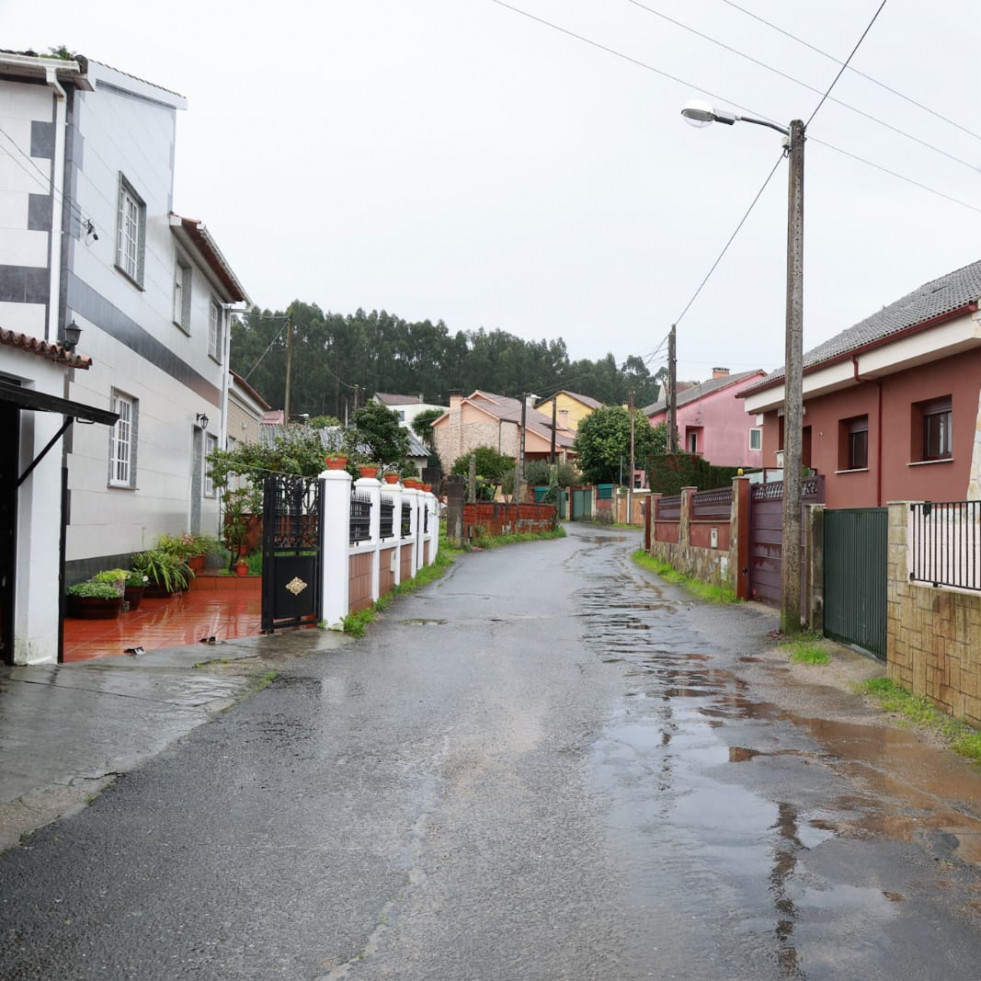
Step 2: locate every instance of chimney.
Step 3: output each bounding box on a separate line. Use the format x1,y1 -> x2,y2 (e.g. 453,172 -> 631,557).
449,389 -> 463,411
712,367 -> 730,378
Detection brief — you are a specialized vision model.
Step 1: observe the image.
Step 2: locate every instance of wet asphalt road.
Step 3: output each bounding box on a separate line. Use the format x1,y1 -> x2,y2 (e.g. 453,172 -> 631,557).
3,523 -> 981,980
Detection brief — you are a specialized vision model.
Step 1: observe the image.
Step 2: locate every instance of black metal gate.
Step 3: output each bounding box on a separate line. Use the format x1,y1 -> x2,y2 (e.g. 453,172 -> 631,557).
823,507 -> 887,659
261,475 -> 325,632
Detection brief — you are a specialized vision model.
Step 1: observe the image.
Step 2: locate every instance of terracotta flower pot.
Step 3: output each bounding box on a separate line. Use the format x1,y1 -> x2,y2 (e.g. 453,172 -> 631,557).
235,561 -> 249,577
358,466 -> 379,479
422,484 -> 433,493
123,585 -> 145,611
326,456 -> 348,470
384,473 -> 400,484
187,554 -> 205,573
67,595 -> 122,620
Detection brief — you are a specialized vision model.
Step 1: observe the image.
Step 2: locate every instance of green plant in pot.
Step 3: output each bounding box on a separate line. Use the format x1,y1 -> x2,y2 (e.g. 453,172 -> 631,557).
124,569 -> 149,610
91,568 -> 130,596
131,549 -> 191,596
66,580 -> 124,619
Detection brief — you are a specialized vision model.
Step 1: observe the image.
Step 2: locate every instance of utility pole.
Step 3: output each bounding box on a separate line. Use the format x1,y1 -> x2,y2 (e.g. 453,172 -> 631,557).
780,119 -> 806,635
515,394 -> 527,502
668,324 -> 678,453
550,397 -> 557,465
283,305 -> 294,423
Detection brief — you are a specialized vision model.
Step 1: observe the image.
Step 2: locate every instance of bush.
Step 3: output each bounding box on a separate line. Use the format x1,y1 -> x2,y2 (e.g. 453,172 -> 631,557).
67,581 -> 121,599
646,453 -> 740,495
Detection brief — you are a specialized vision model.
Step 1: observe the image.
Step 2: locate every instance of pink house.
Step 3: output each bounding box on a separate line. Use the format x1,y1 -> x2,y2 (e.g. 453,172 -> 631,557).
644,368 -> 766,468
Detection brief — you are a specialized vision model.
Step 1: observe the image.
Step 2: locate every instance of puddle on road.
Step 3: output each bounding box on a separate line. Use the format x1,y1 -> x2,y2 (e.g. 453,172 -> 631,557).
582,567 -> 981,972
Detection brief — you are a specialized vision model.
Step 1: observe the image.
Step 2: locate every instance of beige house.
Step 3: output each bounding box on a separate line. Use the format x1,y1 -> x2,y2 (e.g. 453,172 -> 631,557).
431,390 -> 576,471
227,370 -> 271,447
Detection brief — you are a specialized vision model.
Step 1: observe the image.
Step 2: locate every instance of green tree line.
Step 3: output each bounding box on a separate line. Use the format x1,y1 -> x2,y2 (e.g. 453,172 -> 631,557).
230,302 -> 660,419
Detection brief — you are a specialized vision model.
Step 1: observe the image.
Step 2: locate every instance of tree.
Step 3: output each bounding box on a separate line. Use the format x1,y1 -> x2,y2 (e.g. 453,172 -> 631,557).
573,406 -> 668,485
411,407 -> 444,450
451,446 -> 513,482
350,401 -> 410,464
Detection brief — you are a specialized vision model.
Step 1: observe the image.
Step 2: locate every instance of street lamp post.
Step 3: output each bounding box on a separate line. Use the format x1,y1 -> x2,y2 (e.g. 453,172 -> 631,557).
681,100 -> 805,634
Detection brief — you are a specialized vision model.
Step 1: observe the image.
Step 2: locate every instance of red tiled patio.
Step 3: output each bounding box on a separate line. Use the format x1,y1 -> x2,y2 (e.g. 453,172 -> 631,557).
63,575 -> 263,662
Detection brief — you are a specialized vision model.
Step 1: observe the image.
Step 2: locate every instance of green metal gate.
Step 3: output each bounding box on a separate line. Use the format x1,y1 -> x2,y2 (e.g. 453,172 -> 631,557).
571,488 -> 592,521
823,508 -> 887,659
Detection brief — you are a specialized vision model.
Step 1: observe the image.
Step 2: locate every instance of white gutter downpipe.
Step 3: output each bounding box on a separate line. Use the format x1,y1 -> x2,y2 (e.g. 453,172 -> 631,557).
45,67 -> 68,345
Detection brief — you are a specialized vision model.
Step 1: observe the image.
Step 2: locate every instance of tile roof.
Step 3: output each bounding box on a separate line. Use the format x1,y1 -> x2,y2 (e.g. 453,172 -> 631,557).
751,259 -> 981,391
374,392 -> 422,406
541,390 -> 603,410
0,328 -> 92,369
463,390 -> 576,448
642,369 -> 762,415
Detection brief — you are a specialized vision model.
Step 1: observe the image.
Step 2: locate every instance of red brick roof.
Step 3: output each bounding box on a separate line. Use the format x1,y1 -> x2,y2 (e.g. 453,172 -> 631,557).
0,328 -> 92,369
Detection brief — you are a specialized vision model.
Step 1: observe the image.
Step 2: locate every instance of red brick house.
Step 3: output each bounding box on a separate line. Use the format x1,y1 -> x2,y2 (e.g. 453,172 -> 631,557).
741,261 -> 981,508
644,368 -> 765,468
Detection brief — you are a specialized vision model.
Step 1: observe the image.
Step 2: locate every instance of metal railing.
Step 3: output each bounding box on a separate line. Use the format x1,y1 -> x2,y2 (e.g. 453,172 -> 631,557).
349,492 -> 372,544
909,500 -> 981,592
657,494 -> 682,520
691,486 -> 732,519
401,501 -> 412,539
379,496 -> 395,539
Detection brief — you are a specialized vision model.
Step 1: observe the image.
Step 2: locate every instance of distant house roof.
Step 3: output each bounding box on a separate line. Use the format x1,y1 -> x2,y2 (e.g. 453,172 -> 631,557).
230,370 -> 271,411
374,392 -> 423,406
261,409 -> 285,426
0,327 -> 92,370
642,370 -> 762,415
436,390 -> 576,449
745,259 -> 981,396
405,430 -> 429,458
539,390 -> 603,410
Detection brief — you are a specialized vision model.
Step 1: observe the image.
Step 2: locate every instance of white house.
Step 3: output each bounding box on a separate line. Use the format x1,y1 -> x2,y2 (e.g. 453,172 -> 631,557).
0,51 -> 250,664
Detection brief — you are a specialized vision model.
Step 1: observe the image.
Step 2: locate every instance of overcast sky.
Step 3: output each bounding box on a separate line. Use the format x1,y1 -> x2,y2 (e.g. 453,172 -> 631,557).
6,0 -> 981,382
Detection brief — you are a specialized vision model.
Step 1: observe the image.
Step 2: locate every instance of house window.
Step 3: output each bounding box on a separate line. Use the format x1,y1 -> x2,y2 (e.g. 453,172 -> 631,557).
174,258 -> 191,331
749,428 -> 762,451
686,428 -> 701,454
209,300 -> 223,362
839,415 -> 868,470
917,396 -> 952,461
109,391 -> 138,488
115,175 -> 145,286
204,432 -> 219,497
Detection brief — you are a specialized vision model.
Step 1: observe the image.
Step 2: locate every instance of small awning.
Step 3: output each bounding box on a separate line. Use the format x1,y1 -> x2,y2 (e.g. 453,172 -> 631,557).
0,377 -> 118,426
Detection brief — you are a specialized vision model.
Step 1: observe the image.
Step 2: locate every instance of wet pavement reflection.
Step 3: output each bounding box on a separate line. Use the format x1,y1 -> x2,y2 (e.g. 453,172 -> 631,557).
578,536 -> 981,979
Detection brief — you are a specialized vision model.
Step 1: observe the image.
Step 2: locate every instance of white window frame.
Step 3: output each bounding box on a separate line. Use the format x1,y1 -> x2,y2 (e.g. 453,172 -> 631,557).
204,432 -> 219,497
209,299 -> 223,362
174,257 -> 192,331
749,428 -> 762,451
109,391 -> 137,488
115,175 -> 145,286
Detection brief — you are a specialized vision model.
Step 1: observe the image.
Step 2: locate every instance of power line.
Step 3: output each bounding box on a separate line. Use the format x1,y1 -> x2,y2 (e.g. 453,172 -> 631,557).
720,0 -> 981,144
674,155 -> 784,326
624,1 -> 978,177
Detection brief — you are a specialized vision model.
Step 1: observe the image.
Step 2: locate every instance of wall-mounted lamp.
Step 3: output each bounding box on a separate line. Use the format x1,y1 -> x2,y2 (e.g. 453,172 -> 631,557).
195,412 -> 210,430
84,219 -> 99,244
63,321 -> 82,353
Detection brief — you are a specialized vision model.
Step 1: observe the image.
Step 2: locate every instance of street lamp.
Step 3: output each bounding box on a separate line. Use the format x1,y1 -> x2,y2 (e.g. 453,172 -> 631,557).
681,99 -> 805,635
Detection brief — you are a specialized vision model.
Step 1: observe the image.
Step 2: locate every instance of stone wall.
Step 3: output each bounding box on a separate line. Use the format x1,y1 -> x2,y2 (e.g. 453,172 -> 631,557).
887,501 -> 981,726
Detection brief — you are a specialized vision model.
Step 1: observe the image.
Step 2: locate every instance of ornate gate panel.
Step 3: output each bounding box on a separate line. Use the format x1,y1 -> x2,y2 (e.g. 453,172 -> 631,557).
261,476 -> 325,632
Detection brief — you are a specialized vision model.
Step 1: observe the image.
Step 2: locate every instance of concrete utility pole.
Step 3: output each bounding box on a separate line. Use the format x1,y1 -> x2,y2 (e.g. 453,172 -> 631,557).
668,325 -> 678,453
679,100 -> 807,635
780,119 -> 806,635
550,397 -> 557,465
515,395 -> 527,502
283,306 -> 294,423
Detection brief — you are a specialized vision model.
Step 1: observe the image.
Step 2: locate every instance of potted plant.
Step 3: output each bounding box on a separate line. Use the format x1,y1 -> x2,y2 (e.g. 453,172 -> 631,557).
66,580 -> 123,619
234,555 -> 250,577
131,549 -> 191,597
222,488 -> 252,570
325,452 -> 348,470
91,568 -> 130,597
358,464 -> 379,479
124,570 -> 148,610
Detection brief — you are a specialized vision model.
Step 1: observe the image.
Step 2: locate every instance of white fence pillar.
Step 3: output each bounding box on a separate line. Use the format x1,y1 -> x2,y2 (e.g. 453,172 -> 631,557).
321,468 -> 352,629
384,481 -> 403,587
355,473 -> 382,602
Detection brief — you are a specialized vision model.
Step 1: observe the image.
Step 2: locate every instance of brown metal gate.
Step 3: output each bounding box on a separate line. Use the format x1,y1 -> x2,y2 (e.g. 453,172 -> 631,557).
748,475 -> 824,606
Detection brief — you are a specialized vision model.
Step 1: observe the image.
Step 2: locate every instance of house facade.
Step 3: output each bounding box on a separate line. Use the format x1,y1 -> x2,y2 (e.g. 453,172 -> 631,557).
644,368 -> 765,468
0,52 -> 249,664
372,392 -> 447,430
741,261 -> 981,508
534,390 -> 602,434
431,390 -> 576,472
228,370 -> 271,448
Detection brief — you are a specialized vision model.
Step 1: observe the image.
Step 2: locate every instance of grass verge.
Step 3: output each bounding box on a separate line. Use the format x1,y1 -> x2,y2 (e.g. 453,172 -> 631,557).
468,526 -> 566,550
861,676 -> 981,762
778,631 -> 832,665
631,549 -> 739,604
